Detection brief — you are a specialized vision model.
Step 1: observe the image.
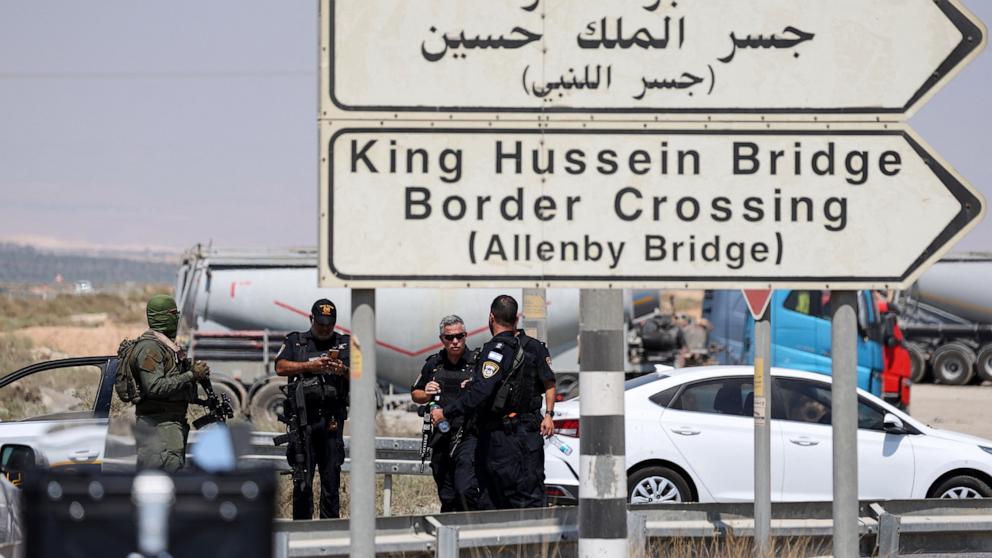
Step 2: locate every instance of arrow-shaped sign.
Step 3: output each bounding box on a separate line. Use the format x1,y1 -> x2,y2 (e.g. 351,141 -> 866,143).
319,124 -> 985,289
323,0 -> 986,118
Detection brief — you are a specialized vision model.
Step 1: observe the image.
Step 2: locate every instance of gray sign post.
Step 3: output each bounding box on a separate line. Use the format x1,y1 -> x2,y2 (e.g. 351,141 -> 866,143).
349,289 -> 376,558
831,291 -> 860,558
753,307 -> 772,556
578,290 -> 626,558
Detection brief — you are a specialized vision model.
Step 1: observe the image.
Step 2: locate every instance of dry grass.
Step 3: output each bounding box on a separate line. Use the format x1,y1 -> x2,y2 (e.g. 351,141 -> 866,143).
0,285 -> 165,331
646,534 -> 828,558
0,333 -> 35,375
275,471 -> 438,518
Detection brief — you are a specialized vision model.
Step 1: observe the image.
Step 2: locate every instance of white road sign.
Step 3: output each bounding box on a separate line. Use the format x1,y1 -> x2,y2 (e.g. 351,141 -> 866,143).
318,123 -> 985,289
321,0 -> 985,119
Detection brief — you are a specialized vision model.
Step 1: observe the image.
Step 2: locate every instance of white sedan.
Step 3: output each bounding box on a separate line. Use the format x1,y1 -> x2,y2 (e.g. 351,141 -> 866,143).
545,366 -> 992,504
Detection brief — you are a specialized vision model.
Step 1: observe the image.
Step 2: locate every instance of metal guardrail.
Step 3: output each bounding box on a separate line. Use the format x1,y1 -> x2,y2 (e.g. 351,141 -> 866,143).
246,434 -> 427,517
271,499 -> 992,558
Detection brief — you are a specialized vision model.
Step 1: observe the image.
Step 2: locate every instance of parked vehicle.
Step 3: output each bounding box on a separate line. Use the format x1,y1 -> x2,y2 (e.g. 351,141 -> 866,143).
545,366 -> 992,504
703,290 -> 891,399
895,253 -> 992,385
0,356 -> 115,472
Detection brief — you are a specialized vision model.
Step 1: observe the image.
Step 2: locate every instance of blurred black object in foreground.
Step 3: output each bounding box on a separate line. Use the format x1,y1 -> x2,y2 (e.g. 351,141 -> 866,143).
21,469 -> 275,558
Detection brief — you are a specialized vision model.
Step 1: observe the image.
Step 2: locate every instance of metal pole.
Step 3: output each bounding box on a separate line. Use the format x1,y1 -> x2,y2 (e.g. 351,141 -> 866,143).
831,291 -> 859,558
522,288 -> 548,342
753,306 -> 772,557
350,289 -> 376,558
578,289 -> 626,558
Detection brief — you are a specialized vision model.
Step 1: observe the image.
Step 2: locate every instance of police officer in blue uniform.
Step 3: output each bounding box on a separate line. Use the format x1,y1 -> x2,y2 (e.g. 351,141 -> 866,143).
431,295 -> 557,509
411,315 -> 487,512
275,298 -> 350,519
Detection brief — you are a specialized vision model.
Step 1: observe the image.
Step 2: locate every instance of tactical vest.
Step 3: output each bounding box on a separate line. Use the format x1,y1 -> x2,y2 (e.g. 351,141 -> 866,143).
428,348 -> 479,408
491,335 -> 542,415
288,332 -> 350,420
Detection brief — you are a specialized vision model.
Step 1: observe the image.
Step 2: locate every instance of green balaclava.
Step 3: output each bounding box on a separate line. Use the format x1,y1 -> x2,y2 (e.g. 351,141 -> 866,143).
146,294 -> 180,340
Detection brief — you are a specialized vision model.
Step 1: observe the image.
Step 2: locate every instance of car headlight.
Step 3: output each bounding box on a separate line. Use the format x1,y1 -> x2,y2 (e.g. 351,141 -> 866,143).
980,446 -> 992,456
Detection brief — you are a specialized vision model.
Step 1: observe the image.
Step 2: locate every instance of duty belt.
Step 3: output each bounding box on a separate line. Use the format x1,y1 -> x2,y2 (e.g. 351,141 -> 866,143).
478,412 -> 540,433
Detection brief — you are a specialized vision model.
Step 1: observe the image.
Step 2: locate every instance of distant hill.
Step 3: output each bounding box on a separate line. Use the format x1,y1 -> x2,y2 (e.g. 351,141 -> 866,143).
0,243 -> 177,285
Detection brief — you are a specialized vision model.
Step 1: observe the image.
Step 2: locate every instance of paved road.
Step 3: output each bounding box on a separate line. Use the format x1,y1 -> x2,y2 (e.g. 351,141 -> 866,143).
910,383 -> 992,440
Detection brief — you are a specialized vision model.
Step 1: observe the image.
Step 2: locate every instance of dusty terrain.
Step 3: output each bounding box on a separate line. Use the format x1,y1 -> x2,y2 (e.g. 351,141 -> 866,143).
908,383 -> 992,440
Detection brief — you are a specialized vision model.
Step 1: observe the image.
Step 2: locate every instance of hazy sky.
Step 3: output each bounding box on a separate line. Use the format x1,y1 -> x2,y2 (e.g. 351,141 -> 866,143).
0,1 -> 990,254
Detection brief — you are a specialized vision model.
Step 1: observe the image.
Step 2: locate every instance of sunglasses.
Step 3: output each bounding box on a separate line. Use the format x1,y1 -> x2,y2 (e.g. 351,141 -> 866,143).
441,333 -> 467,341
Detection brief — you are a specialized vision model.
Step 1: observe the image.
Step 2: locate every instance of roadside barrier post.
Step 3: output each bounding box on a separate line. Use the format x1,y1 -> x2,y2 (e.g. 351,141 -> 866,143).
578,289 -> 626,558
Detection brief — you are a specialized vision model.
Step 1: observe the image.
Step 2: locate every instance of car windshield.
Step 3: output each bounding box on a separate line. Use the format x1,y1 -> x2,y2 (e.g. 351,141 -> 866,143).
625,372 -> 669,390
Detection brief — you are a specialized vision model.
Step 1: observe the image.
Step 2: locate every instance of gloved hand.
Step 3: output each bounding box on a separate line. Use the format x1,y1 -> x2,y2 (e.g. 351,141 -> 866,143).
191,360 -> 211,380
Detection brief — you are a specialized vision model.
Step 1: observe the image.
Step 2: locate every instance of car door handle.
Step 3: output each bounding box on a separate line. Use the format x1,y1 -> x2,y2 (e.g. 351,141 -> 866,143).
70,450 -> 100,462
789,437 -> 819,447
671,427 -> 701,436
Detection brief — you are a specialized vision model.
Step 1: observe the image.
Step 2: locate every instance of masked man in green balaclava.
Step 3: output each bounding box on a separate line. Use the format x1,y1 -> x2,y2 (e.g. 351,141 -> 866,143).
131,294 -> 210,472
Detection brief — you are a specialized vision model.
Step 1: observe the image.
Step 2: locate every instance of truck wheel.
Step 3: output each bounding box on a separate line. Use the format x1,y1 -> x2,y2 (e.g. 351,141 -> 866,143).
931,342 -> 976,385
248,379 -> 287,429
907,342 -> 930,384
977,345 -> 992,383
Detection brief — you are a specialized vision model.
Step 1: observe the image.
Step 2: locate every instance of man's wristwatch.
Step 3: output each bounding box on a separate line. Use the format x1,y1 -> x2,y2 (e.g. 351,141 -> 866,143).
545,410 -> 554,417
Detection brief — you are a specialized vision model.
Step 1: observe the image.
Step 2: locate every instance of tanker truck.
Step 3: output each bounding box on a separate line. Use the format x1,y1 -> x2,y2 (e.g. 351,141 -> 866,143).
895,253 -> 992,386
172,245 -> 581,424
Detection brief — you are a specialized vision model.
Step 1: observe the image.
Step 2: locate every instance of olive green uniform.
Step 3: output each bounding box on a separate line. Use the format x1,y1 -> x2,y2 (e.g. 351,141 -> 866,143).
133,331 -> 198,473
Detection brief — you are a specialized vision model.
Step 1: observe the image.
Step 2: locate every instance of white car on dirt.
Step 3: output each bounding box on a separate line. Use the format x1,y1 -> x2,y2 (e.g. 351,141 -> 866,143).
545,366 -> 992,504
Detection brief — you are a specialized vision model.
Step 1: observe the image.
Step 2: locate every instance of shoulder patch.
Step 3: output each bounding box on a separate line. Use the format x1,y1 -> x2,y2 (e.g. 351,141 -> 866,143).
140,347 -> 163,371
495,342 -> 503,349
487,350 -> 504,363
481,360 -> 500,379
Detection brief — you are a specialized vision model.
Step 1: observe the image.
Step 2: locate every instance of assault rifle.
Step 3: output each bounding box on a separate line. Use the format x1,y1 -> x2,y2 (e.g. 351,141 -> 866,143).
417,401 -> 434,472
192,379 -> 235,429
273,382 -> 320,494
178,358 -> 234,429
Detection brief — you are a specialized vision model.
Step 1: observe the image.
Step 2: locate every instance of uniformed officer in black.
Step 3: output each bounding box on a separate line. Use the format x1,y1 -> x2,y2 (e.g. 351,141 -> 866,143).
431,295 -> 557,509
275,298 -> 350,520
411,314 -> 487,512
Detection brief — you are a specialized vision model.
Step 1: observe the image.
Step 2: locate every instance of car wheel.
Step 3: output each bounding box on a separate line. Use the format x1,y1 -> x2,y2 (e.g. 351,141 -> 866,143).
628,466 -> 693,504
932,475 -> 992,499
931,342 -> 976,385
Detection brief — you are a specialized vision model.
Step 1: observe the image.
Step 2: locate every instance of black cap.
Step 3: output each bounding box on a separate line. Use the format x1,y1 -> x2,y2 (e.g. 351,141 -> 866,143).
311,299 -> 337,325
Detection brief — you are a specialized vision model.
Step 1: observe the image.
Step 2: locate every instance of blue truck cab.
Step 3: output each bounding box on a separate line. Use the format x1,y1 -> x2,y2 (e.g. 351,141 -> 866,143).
703,290 -> 885,396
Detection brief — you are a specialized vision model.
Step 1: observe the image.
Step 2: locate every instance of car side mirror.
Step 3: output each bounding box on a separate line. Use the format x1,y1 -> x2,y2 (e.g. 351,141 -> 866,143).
883,413 -> 906,434
1,443 -> 38,483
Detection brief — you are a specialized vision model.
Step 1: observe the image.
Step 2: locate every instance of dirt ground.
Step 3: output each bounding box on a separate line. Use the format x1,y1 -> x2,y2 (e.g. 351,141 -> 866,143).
908,383 -> 992,440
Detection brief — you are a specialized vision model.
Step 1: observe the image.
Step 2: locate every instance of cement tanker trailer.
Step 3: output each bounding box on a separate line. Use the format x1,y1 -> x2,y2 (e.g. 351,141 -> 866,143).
896,253 -> 992,385
173,245 -> 580,423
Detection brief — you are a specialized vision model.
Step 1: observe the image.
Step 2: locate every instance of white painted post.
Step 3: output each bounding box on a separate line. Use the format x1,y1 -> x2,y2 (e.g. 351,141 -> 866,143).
578,289 -> 626,558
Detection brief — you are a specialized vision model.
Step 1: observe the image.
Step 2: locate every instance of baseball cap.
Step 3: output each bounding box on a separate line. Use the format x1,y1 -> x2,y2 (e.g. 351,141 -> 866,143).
311,299 -> 337,325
